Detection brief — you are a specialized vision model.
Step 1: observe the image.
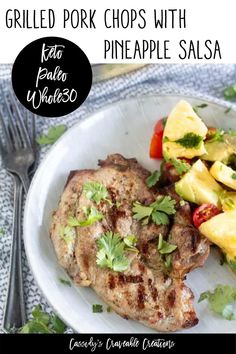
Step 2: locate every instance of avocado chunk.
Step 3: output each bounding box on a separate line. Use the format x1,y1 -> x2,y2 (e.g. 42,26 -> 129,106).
199,210 -> 236,262
201,140 -> 234,164
175,159 -> 223,207
210,161 -> 236,191
163,100 -> 207,159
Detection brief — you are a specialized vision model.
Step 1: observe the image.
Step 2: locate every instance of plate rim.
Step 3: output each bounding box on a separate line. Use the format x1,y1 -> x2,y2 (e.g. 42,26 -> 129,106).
23,93 -> 235,333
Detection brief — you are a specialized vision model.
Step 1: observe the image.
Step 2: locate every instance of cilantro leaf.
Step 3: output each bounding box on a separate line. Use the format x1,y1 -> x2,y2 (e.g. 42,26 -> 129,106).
196,103 -> 208,109
59,277 -> 71,286
92,304 -> 103,313
36,125 -> 67,145
232,173 -> 236,180
132,202 -> 153,225
171,158 -> 191,175
60,226 -> 75,244
146,170 -> 161,188
132,196 -> 176,226
151,196 -> 176,215
83,181 -> 111,205
50,315 -> 67,333
0,228 -> 5,236
164,254 -> 172,269
198,284 -> 236,320
19,305 -> 66,333
96,231 -> 130,272
207,129 -> 224,143
80,207 -> 104,226
176,133 -> 203,149
225,107 -> 232,114
224,85 -> 236,101
152,211 -> 169,225
157,234 -> 177,254
228,257 -> 236,271
123,235 -> 138,252
67,207 -> 104,228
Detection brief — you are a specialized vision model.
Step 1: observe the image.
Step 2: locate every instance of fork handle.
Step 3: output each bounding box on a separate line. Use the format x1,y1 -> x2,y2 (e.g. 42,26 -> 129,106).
19,170 -> 30,193
3,176 -> 26,330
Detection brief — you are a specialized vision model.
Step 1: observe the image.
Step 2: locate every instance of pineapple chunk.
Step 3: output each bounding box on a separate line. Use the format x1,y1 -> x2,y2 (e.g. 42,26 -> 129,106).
175,159 -> 223,207
199,210 -> 236,261
163,100 -> 208,159
210,161 -> 236,191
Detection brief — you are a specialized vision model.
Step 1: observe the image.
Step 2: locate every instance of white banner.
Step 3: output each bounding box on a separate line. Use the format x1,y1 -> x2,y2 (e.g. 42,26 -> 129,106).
0,0 -> 235,63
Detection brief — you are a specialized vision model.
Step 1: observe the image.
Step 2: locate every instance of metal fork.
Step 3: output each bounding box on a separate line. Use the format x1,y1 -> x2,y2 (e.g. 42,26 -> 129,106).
0,96 -> 36,331
0,92 -> 35,192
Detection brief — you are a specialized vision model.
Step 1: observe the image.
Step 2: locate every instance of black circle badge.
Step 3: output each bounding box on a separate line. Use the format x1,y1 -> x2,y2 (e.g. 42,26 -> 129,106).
12,37 -> 92,117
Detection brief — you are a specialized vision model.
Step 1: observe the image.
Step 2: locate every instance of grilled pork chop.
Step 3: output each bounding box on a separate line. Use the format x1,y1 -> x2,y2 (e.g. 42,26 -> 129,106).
50,154 -> 209,331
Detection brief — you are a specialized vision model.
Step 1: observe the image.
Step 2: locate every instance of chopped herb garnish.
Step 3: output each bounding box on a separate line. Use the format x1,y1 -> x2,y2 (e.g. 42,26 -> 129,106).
228,257 -> 236,271
207,129 -> 225,143
0,228 -> 5,236
163,136 -> 169,143
157,234 -> 177,255
36,125 -> 67,145
67,206 -> 103,228
225,107 -> 232,114
83,181 -> 111,205
171,158 -> 191,175
132,196 -> 176,226
19,305 -> 66,333
92,304 -> 103,313
198,284 -> 236,320
164,254 -> 172,270
146,170 -> 161,188
60,226 -> 75,244
195,103 -> 208,109
224,85 -> 236,101
176,133 -> 203,149
96,232 -> 130,272
232,173 -> 236,180
107,306 -> 112,313
59,278 -> 71,287
123,235 -> 138,253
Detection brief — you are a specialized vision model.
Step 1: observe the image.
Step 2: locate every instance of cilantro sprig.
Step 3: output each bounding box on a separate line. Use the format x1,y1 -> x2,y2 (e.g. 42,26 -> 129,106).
83,181 -> 111,205
36,125 -> 67,145
146,170 -> 161,188
19,305 -> 66,333
171,158 -> 191,175
199,284 -> 236,320
132,196 -> 176,226
67,206 -> 103,228
96,232 -> 138,272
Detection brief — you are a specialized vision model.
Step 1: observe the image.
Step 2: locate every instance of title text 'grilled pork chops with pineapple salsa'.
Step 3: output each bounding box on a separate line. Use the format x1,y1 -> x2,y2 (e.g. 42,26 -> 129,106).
50,99 -> 236,331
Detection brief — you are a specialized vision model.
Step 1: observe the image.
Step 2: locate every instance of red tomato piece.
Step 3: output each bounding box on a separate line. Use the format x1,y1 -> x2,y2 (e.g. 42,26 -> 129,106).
206,127 -> 217,140
193,204 -> 220,228
149,133 -> 163,158
154,119 -> 165,135
149,118 -> 165,159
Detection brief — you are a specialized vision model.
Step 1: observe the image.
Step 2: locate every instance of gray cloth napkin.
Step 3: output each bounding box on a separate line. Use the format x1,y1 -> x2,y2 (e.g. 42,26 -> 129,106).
0,63 -> 236,329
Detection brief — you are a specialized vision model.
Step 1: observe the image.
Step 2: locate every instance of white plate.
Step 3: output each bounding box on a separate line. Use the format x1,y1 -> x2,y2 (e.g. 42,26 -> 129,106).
24,95 -> 236,333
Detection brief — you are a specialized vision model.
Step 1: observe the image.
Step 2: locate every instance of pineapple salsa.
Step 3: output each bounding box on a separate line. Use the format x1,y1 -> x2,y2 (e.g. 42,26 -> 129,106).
149,100 -> 236,270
